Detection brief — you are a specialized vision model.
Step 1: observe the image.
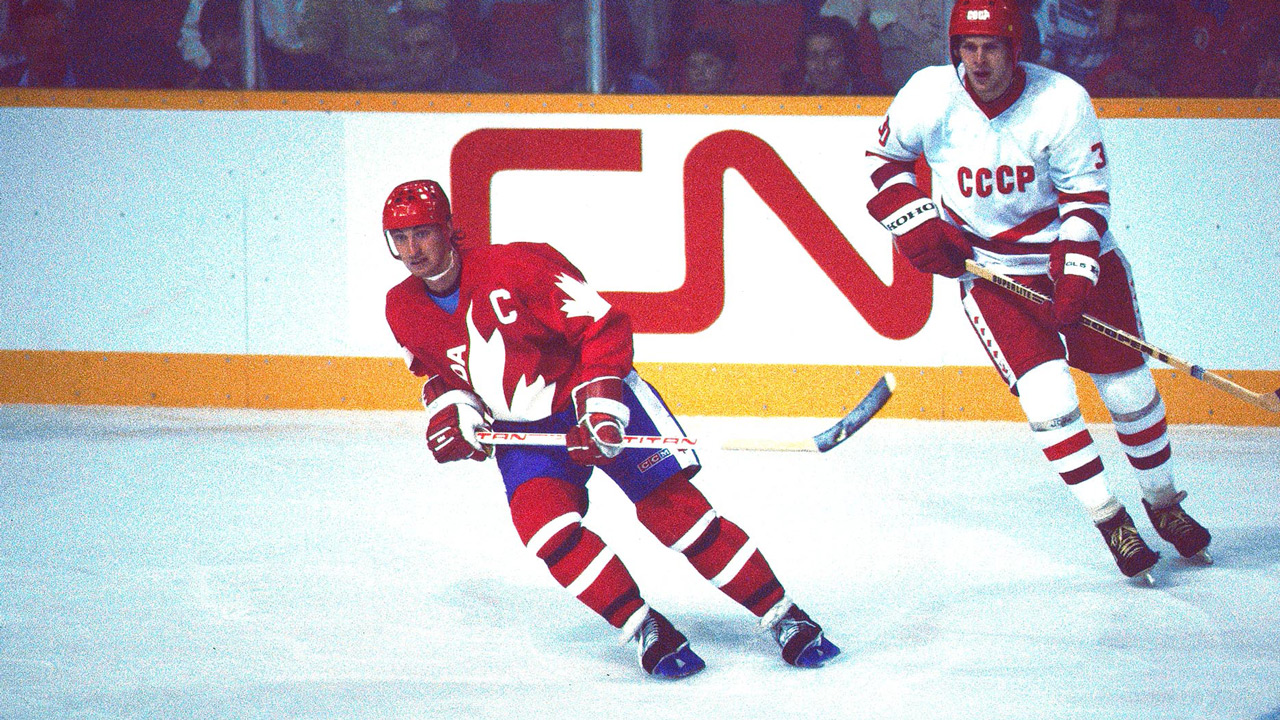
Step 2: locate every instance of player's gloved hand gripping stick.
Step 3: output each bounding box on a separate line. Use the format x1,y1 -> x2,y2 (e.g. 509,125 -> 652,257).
965,259 -> 1280,413
422,378 -> 491,463
867,183 -> 973,279
1038,240 -> 1100,329
566,376 -> 629,465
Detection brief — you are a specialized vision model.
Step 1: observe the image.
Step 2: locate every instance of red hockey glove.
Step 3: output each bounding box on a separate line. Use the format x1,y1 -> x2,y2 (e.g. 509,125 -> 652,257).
422,383 -> 490,464
1037,240 -> 1101,329
867,183 -> 972,278
567,376 -> 629,465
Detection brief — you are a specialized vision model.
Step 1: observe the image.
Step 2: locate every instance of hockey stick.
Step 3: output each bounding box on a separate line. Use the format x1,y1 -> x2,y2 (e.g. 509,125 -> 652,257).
965,259 -> 1280,413
721,373 -> 896,452
475,373 -> 896,453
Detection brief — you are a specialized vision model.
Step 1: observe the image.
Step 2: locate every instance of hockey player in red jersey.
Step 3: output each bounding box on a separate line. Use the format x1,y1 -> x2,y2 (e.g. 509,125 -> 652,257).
865,0 -> 1212,581
381,179 -> 838,677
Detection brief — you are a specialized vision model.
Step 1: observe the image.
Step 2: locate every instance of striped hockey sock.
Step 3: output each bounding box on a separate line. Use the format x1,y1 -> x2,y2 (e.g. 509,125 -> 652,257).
637,475 -> 785,617
511,477 -> 645,628
1019,361 -> 1118,522
1032,406 -> 1119,522
1094,367 -> 1179,507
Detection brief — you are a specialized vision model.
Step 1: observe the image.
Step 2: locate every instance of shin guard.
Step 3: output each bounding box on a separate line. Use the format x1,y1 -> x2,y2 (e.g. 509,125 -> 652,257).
1093,366 -> 1177,505
1018,361 -> 1116,520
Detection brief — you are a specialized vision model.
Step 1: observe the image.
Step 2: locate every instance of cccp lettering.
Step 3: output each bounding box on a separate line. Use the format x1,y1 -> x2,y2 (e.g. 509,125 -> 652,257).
957,164 -> 1036,197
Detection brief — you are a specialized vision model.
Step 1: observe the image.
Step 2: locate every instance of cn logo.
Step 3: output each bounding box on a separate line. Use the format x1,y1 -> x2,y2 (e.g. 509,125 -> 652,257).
450,128 -> 931,339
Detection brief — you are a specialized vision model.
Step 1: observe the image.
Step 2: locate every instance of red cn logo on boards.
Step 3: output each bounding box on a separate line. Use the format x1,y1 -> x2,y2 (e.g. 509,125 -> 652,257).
450,128 -> 931,339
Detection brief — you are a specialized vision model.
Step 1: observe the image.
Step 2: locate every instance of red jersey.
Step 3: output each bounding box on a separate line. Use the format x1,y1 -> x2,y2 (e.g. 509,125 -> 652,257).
385,242 -> 633,422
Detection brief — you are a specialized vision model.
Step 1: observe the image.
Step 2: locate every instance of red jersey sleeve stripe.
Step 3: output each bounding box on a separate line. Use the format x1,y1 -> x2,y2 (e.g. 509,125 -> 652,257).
1062,208 -> 1109,238
868,156 -> 918,190
1058,191 -> 1110,206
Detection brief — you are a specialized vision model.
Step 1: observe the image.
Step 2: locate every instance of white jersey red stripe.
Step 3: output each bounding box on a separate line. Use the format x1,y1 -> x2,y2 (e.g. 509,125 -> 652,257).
867,61 -> 1116,276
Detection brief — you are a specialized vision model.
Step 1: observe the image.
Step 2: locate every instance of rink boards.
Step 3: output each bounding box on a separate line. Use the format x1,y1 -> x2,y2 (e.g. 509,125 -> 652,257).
1,90 -> 1277,425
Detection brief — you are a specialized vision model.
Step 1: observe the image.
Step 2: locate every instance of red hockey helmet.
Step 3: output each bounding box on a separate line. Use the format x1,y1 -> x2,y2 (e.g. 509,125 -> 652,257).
948,0 -> 1022,62
383,179 -> 451,233
382,179 -> 452,259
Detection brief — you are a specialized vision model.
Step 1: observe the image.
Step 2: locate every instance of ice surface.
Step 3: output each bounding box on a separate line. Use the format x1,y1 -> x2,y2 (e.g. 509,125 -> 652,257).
2,405 -> 1278,720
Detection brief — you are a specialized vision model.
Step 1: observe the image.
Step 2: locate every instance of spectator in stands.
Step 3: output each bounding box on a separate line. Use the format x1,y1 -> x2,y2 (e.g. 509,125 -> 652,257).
675,27 -> 737,94
1,0 -> 75,88
0,1 -> 26,82
289,0 -> 440,90
73,0 -> 191,88
179,0 -> 320,89
788,14 -> 887,94
1171,0 -> 1280,97
185,0 -> 244,89
1032,0 -> 1119,84
1251,16 -> 1280,98
678,0 -> 808,94
552,0 -> 661,93
817,0 -> 938,93
393,7 -> 505,92
1085,0 -> 1220,97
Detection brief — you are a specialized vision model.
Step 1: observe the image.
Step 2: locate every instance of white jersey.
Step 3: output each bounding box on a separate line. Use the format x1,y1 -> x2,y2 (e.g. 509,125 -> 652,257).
867,62 -> 1114,276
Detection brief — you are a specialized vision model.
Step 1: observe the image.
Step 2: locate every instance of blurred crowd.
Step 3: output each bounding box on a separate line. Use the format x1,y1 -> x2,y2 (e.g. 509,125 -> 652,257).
1,0 -> 1278,98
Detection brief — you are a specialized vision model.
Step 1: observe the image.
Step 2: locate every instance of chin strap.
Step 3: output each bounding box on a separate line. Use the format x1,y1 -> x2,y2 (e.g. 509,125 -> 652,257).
425,246 -> 457,283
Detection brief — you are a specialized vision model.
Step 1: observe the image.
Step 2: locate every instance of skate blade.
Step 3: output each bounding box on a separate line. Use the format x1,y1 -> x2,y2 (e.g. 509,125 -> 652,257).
794,636 -> 841,668
651,645 -> 706,679
1191,548 -> 1213,565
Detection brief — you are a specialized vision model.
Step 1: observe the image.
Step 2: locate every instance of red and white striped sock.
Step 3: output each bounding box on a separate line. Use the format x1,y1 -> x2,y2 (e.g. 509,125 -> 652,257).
1019,361 -> 1119,522
1093,367 -> 1179,507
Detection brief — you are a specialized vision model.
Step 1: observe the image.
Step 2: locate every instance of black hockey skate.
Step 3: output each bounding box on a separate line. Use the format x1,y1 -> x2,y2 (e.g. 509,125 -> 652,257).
1143,491 -> 1212,563
763,599 -> 840,668
629,608 -> 705,680
1096,506 -> 1160,583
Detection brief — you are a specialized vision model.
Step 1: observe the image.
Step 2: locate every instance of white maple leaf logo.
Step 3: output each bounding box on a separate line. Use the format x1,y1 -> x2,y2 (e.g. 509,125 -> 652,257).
555,273 -> 611,322
465,301 -> 555,421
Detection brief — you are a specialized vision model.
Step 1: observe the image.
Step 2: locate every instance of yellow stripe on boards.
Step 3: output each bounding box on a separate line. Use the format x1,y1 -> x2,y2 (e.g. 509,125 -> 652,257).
4,88 -> 1280,119
1,350 -> 1276,426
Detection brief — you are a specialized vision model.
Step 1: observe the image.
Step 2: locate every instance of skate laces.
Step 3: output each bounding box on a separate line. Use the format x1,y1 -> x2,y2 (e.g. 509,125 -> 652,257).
766,603 -> 816,647
1148,491 -> 1197,540
1152,505 -> 1194,537
1108,522 -> 1147,559
638,614 -> 661,651
773,613 -> 812,646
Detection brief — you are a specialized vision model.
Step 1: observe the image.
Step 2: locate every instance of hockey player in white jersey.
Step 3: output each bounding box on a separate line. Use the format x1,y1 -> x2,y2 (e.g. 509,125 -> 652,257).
864,0 -> 1211,581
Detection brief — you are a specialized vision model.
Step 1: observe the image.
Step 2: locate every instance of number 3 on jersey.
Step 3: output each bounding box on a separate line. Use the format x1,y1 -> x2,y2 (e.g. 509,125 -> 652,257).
1091,141 -> 1107,170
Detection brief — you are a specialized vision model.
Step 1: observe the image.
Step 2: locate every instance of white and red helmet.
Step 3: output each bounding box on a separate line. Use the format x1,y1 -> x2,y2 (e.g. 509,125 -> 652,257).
382,179 -> 451,258
948,0 -> 1023,62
